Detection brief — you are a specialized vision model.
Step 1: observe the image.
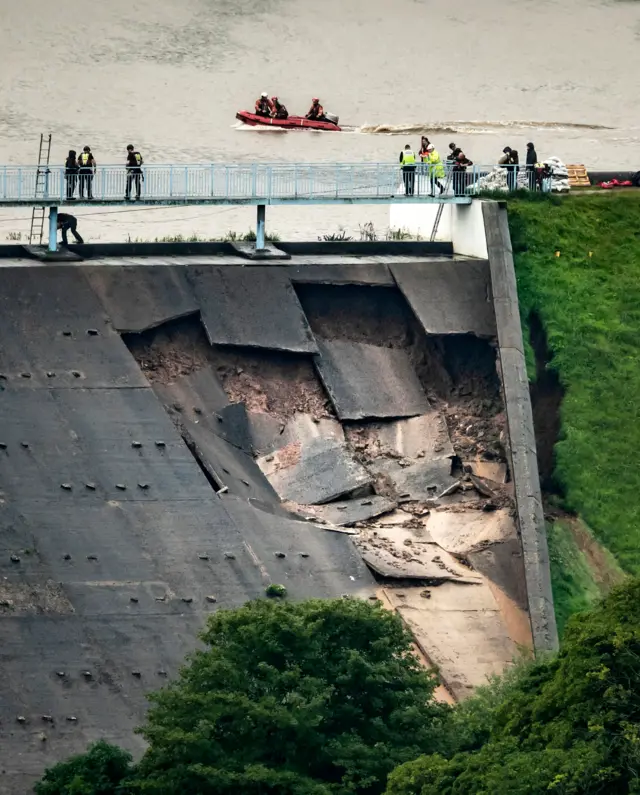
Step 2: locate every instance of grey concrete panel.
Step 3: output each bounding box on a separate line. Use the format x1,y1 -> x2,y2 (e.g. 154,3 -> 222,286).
391,259 -> 497,337
246,411 -> 289,456
356,526 -> 481,583
222,496 -> 375,599
468,538 -> 529,611
84,265 -> 199,332
314,338 -> 429,421
0,268 -> 146,388
483,201 -> 558,652
5,499 -> 256,605
259,437 -> 372,505
155,371 -> 253,453
303,496 -> 397,526
286,263 -> 394,286
153,366 -> 230,415
188,266 -> 318,353
0,388 -> 213,501
182,418 -> 280,504
367,457 -> 455,502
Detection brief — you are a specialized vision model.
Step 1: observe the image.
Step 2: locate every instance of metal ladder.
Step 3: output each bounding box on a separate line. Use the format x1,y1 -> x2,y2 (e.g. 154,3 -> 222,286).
429,168 -> 455,243
28,133 -> 52,245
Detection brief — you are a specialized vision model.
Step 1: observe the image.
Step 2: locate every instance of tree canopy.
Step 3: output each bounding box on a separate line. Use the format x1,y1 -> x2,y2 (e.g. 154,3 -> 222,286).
35,597 -> 447,795
35,741 -> 134,795
385,577 -> 640,795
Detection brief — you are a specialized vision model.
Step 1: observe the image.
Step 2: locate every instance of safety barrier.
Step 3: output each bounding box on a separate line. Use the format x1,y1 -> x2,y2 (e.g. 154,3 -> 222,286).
0,162 -> 539,204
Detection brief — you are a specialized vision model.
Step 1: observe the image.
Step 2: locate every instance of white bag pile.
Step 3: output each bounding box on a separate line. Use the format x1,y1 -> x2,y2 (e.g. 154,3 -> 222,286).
470,156 -> 570,193
543,157 -> 570,192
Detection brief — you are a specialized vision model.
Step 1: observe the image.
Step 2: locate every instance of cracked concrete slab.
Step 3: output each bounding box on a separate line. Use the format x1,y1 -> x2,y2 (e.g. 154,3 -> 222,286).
315,338 -> 429,421
349,412 -> 454,461
249,412 -> 344,457
367,456 -> 456,502
85,266 -> 198,333
467,457 -> 508,484
385,583 -> 518,700
258,437 -> 372,505
188,266 -> 318,353
427,509 -> 516,555
355,526 -> 481,583
182,418 -> 280,504
301,496 -> 397,527
391,260 -> 497,337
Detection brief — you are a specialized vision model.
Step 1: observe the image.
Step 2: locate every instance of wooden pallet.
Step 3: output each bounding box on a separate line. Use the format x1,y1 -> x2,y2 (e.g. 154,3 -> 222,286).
566,164 -> 590,187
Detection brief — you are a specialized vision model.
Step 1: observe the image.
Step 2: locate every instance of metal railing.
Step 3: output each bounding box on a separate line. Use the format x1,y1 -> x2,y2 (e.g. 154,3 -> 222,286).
0,162 -> 546,203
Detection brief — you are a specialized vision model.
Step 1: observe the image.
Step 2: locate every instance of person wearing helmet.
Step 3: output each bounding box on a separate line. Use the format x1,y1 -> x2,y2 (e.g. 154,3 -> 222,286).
255,92 -> 274,117
306,97 -> 325,121
271,96 -> 288,119
426,143 -> 446,196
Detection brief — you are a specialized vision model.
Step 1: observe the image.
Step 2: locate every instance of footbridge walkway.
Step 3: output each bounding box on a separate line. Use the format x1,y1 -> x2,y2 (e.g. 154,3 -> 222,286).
0,162 -> 478,251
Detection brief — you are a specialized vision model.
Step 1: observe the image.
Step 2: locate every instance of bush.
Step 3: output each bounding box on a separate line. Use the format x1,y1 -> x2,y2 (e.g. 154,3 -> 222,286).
386,578 -> 640,795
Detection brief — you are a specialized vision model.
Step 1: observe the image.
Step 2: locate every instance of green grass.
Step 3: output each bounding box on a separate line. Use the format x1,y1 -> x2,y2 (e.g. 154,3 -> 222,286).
508,193 -> 640,574
547,520 -> 607,637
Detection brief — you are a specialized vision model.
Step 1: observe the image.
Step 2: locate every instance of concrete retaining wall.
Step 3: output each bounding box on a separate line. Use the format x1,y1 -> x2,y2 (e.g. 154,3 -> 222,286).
482,201 -> 559,653
451,202 -> 488,259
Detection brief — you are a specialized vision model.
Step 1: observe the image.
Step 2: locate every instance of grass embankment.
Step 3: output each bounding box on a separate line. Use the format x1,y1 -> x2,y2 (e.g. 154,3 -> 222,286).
507,193 -> 636,626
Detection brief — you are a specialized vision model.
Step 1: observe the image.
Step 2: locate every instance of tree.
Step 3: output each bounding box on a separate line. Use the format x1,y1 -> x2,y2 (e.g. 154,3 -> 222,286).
386,578 -> 640,795
35,740 -> 133,795
132,597 -> 448,794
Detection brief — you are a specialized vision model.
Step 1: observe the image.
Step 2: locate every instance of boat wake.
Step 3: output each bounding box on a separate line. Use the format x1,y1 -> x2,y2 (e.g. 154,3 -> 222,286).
358,120 -> 614,135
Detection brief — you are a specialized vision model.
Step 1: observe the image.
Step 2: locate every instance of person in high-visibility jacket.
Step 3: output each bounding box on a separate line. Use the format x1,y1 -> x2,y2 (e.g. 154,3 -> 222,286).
78,145 -> 96,200
399,144 -> 417,196
426,144 -> 445,196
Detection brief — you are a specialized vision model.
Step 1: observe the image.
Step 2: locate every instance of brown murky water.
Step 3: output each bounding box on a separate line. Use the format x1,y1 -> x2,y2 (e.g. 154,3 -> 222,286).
1,0 -> 639,241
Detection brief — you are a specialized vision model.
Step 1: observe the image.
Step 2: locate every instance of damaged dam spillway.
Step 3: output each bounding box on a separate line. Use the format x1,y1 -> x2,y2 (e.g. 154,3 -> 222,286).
0,233 -> 552,791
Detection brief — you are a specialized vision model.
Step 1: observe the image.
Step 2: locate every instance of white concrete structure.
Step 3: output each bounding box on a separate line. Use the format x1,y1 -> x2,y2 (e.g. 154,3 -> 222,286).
390,199 -> 489,258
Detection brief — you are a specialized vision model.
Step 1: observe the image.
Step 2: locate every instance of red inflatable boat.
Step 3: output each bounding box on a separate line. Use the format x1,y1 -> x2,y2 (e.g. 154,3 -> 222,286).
236,110 -> 341,132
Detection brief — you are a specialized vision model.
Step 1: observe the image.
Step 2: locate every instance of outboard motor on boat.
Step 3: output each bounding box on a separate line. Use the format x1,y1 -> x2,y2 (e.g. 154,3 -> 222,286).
325,112 -> 339,125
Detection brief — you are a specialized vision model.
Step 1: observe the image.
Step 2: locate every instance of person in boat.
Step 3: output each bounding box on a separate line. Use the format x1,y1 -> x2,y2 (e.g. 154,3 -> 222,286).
271,96 -> 288,119
306,98 -> 326,121
255,92 -> 274,117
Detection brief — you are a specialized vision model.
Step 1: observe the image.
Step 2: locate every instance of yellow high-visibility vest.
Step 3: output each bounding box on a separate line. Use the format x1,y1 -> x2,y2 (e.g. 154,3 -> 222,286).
401,150 -> 416,165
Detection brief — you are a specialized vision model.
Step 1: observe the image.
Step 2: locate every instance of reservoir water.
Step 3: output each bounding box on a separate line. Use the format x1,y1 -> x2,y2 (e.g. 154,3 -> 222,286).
1,0 -> 638,241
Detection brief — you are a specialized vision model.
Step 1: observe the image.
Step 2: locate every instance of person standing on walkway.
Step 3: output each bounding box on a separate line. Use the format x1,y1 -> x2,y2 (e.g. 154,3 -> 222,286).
426,143 -> 446,196
500,146 -> 518,191
78,146 -> 96,199
57,212 -> 84,245
125,144 -> 144,200
451,147 -> 473,196
64,150 -> 78,200
526,142 -> 538,190
399,144 -> 417,196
